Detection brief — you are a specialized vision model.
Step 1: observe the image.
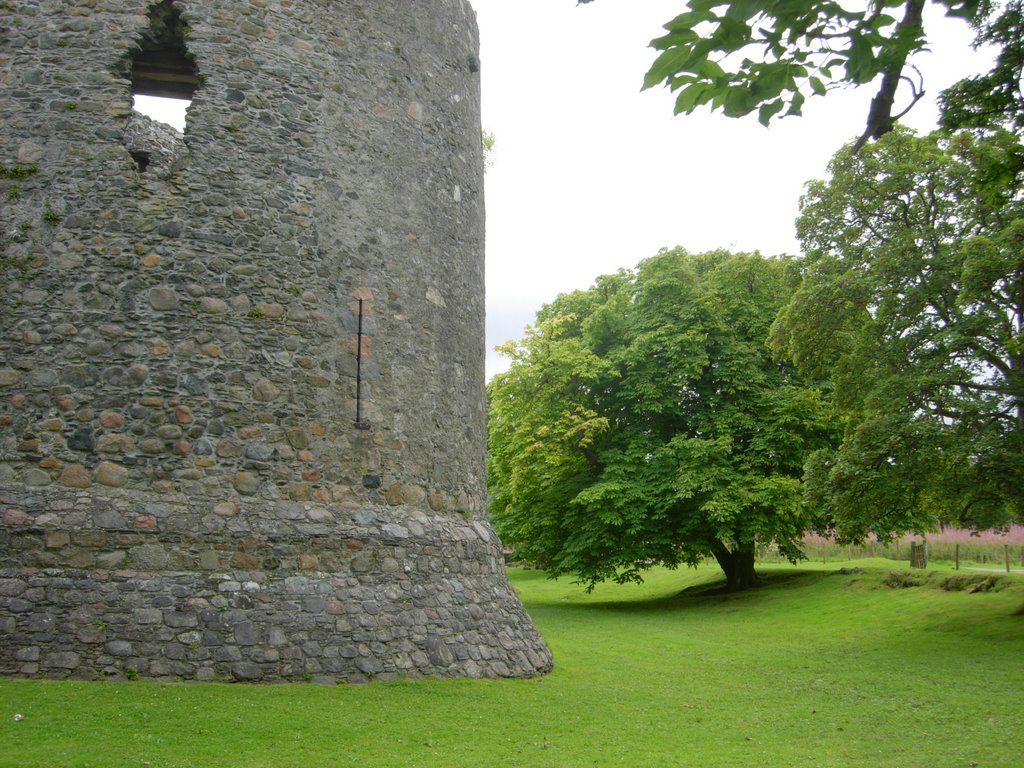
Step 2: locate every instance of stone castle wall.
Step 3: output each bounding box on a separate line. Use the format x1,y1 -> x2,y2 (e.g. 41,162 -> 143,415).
0,0 -> 553,682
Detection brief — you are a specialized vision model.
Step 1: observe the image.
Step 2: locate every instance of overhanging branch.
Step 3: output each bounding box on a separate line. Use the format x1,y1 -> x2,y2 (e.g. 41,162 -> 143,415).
853,0 -> 927,152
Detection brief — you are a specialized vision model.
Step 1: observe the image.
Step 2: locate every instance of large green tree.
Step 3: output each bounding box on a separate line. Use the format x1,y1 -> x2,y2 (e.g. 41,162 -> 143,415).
940,0 -> 1024,132
488,250 -> 837,591
770,127 -> 1024,540
578,0 -> 1021,145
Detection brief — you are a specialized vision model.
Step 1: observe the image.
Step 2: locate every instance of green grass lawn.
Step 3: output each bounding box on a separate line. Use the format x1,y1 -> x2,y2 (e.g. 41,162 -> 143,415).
2,561 -> 1022,768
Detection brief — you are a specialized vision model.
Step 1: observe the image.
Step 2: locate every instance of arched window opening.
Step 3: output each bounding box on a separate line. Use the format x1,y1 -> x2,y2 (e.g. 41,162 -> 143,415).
123,0 -> 198,175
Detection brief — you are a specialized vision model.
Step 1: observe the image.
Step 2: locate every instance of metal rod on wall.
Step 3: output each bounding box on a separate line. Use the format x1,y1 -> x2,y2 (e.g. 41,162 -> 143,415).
355,298 -> 368,428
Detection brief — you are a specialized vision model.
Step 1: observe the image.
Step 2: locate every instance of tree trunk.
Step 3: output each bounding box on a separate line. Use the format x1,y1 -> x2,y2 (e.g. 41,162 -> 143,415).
713,546 -> 757,591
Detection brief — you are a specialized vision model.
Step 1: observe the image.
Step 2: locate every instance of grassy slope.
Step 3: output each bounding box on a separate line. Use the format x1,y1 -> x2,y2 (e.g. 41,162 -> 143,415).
1,561 -> 1022,768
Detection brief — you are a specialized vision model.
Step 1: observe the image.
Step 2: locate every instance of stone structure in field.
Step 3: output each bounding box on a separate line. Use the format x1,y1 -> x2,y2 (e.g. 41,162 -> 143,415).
0,0 -> 552,682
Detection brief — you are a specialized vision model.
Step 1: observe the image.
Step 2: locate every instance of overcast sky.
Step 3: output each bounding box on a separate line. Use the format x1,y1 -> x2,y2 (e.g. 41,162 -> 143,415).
473,0 -> 991,379
136,1 -> 992,381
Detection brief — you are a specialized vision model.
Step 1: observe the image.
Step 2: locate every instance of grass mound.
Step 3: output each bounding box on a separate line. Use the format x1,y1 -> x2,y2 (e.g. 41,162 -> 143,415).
883,569 -> 931,588
940,573 -> 1009,592
881,569 -> 1012,592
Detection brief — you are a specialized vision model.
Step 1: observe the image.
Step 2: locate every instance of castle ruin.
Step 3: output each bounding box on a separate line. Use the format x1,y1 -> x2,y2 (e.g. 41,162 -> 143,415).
0,0 -> 553,683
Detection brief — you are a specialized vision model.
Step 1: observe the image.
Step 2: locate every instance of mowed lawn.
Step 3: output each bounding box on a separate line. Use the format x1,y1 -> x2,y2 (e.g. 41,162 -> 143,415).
2,561 -> 1022,768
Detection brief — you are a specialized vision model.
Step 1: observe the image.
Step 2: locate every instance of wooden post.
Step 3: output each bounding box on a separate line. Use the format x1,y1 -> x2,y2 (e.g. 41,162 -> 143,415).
910,541 -> 928,569
1005,544 -> 1012,573
955,543 -> 960,571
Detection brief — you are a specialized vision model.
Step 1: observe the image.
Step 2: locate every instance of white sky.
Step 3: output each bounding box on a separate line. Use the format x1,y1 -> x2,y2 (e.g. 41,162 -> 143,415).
475,0 -> 995,379
134,1 -> 992,381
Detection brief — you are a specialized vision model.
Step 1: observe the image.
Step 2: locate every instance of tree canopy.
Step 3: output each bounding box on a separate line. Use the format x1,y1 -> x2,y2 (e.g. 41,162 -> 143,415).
579,0 -> 1020,147
488,250 -> 837,591
770,127 -> 1024,540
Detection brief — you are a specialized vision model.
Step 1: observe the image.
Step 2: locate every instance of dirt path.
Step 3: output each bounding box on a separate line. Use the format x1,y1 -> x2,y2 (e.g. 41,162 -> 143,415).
964,567 -> 1024,574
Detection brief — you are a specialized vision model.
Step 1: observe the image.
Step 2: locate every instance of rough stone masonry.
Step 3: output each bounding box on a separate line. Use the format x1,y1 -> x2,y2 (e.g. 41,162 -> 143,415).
0,0 -> 553,682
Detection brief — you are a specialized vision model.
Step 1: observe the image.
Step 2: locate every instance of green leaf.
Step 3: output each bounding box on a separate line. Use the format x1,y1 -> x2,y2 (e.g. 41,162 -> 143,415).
674,82 -> 713,114
758,98 -> 785,126
786,89 -> 805,116
844,31 -> 877,83
662,10 -> 715,32
868,13 -> 897,30
643,45 -> 702,90
749,62 -> 790,100
699,59 -> 727,79
724,0 -> 762,22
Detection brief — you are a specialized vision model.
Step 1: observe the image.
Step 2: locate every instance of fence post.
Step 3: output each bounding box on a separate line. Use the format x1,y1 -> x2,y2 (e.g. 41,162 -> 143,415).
955,543 -> 960,571
1006,544 -> 1011,574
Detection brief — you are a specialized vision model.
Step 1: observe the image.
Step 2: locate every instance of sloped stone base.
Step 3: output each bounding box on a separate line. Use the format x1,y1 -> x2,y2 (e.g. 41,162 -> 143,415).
0,490 -> 553,682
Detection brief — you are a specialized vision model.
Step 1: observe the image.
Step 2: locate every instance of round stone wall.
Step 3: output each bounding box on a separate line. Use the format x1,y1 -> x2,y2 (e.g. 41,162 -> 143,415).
0,0 -> 553,682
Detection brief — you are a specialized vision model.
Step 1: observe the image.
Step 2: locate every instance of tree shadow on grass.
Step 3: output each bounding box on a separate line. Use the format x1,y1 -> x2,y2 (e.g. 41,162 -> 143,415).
523,566 -> 836,615
678,567 -> 824,598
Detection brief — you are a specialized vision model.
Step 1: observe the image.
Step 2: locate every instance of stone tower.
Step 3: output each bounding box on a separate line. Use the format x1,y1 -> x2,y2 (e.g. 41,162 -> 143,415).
0,0 -> 552,682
